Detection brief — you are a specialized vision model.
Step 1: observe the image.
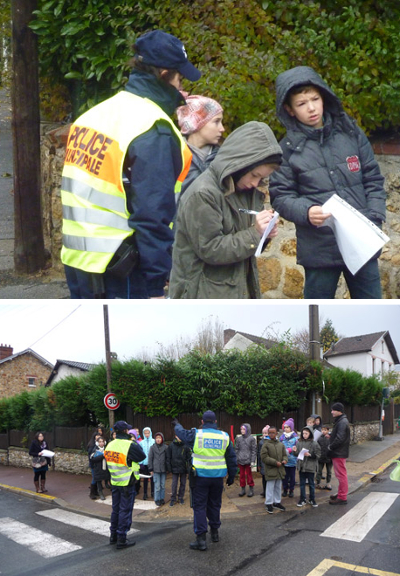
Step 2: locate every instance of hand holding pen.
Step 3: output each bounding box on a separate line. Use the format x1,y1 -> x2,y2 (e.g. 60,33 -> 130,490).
239,208 -> 279,238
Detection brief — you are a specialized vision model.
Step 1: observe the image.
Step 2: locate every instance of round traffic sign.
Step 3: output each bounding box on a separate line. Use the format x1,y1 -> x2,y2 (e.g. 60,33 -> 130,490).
104,392 -> 120,410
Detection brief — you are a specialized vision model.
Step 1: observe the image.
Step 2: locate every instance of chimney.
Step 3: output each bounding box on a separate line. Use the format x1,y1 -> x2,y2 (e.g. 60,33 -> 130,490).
0,344 -> 13,360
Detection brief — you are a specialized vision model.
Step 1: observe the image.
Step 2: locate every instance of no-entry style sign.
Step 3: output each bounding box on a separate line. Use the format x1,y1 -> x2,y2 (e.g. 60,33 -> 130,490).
104,392 -> 120,410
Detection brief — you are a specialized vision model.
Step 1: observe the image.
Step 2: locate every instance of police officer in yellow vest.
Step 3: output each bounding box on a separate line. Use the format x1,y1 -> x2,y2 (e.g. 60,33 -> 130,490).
104,420 -> 145,549
173,411 -> 237,551
61,30 -> 201,299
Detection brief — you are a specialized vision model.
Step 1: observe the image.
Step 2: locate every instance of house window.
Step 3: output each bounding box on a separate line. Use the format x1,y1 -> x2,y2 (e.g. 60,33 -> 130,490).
28,377 -> 36,387
372,357 -> 375,374
382,340 -> 385,353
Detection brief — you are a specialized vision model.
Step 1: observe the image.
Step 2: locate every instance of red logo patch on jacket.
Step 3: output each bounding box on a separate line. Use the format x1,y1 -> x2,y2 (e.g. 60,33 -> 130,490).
346,155 -> 360,172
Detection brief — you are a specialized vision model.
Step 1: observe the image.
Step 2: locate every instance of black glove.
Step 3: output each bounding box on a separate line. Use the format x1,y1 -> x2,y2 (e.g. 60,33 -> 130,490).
226,478 -> 234,486
171,418 -> 180,427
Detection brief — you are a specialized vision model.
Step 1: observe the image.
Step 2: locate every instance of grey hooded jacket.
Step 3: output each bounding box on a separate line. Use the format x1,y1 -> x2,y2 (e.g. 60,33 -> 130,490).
169,121 -> 282,299
234,423 -> 257,466
269,66 -> 386,269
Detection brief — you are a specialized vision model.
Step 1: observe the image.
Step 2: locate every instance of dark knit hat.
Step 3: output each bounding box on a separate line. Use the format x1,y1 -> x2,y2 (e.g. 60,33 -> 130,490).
331,402 -> 344,412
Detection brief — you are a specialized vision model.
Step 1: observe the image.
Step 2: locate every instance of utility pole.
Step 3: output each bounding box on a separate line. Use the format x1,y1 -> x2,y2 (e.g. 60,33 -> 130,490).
103,305 -> 114,430
309,305 -> 320,414
11,0 -> 45,272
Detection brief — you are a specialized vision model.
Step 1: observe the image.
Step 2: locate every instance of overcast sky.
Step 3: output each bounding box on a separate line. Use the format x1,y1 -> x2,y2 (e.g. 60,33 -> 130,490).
0,302 -> 399,367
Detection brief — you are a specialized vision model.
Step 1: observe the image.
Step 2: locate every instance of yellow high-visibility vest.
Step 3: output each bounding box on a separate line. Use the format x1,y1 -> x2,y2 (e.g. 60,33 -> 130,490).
61,91 -> 192,273
192,429 -> 229,478
104,438 -> 140,486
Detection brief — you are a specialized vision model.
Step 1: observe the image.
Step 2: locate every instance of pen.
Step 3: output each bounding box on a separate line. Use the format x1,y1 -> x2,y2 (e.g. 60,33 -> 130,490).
239,208 -> 259,215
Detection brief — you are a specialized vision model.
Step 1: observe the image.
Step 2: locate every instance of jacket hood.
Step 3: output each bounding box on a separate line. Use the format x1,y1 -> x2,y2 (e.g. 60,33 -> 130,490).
154,432 -> 164,444
142,427 -> 154,441
210,121 -> 282,192
241,423 -> 252,437
125,69 -> 185,117
275,66 -> 343,130
301,425 -> 314,440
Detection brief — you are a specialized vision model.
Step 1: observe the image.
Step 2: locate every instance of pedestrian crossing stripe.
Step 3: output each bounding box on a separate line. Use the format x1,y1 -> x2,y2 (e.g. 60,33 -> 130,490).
0,518 -> 81,558
36,509 -> 139,537
307,558 -> 400,576
320,491 -> 399,542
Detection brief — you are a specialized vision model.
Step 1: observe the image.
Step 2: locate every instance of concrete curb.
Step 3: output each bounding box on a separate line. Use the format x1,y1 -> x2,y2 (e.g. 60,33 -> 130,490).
349,450 -> 400,495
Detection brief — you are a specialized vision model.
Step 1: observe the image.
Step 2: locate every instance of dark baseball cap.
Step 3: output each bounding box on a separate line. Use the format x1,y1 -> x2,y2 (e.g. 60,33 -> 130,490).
202,410 -> 216,422
113,420 -> 131,432
135,30 -> 201,82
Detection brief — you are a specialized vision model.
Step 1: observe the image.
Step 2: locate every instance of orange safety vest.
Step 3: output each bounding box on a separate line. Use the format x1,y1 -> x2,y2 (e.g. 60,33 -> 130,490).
61,91 -> 192,273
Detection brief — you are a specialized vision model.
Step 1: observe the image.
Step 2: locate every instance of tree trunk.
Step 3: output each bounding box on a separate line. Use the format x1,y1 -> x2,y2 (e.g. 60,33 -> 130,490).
11,0 -> 45,273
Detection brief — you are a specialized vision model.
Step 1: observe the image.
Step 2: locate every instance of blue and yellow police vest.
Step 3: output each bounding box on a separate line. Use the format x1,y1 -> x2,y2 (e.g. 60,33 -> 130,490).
60,91 -> 192,273
104,438 -> 140,486
192,429 -> 230,478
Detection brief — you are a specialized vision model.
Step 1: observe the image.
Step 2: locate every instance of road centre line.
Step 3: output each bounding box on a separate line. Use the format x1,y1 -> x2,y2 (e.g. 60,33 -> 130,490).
320,491 -> 399,542
0,517 -> 81,558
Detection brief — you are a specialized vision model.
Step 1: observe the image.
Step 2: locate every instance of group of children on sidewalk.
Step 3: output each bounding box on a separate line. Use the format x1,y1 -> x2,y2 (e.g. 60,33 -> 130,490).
87,426 -> 192,507
235,416 -> 333,514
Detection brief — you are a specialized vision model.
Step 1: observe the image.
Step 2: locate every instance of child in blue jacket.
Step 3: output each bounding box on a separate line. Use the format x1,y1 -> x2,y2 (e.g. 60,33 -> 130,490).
279,418 -> 298,498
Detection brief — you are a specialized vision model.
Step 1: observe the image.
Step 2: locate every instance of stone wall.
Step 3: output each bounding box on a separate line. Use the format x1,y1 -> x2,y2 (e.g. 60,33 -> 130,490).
40,125 -> 400,297
0,420 -> 381,475
0,353 -> 53,399
5,446 -> 91,475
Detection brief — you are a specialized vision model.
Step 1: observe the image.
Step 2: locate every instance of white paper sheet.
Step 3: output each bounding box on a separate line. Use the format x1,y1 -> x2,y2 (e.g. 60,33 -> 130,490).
320,194 -> 389,275
255,211 -> 279,257
296,448 -> 309,461
40,449 -> 55,458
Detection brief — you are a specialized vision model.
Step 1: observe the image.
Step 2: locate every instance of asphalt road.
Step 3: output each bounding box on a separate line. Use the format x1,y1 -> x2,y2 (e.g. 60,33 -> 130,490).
1,465 -> 399,576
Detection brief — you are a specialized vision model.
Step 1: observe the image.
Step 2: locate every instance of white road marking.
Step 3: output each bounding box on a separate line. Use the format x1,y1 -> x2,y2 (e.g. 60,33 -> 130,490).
321,491 -> 399,542
0,518 -> 81,557
36,508 -> 139,535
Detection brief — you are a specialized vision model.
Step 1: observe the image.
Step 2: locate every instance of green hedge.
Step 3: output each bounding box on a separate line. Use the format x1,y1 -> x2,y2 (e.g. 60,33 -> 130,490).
29,0 -> 400,134
0,346 -> 383,432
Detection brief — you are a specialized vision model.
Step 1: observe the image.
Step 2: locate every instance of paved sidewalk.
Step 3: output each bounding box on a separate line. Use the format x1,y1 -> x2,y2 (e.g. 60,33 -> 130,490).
1,432 -> 399,524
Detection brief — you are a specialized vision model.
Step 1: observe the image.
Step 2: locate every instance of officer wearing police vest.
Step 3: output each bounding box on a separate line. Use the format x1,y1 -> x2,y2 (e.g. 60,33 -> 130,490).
173,411 -> 237,551
104,420 -> 145,549
61,30 -> 201,299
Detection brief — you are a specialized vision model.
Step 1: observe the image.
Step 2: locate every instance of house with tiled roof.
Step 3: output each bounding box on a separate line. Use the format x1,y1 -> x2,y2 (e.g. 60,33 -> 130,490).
323,331 -> 399,377
0,344 -> 53,399
45,359 -> 97,387
223,329 -> 277,352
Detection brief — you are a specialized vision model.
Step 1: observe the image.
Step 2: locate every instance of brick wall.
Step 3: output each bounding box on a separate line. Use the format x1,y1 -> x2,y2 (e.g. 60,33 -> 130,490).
0,353 -> 53,399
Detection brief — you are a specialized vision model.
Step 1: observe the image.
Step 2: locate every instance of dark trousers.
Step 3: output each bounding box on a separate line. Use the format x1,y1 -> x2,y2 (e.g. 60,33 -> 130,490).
282,466 -> 296,492
304,259 -> 382,299
299,471 -> 315,501
171,472 -> 187,501
141,465 -> 154,496
64,265 -> 150,299
192,476 -> 224,535
316,461 -> 332,484
110,485 -> 136,539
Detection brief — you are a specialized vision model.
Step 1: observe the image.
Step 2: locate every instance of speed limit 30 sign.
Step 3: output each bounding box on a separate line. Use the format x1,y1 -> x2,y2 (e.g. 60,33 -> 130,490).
104,393 -> 120,410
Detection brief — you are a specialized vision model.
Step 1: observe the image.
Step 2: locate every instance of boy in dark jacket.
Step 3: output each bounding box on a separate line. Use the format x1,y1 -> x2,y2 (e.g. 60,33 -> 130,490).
260,426 -> 288,514
293,425 -> 321,508
167,435 -> 192,506
270,66 -> 385,299
148,432 -> 170,506
315,425 -> 332,490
